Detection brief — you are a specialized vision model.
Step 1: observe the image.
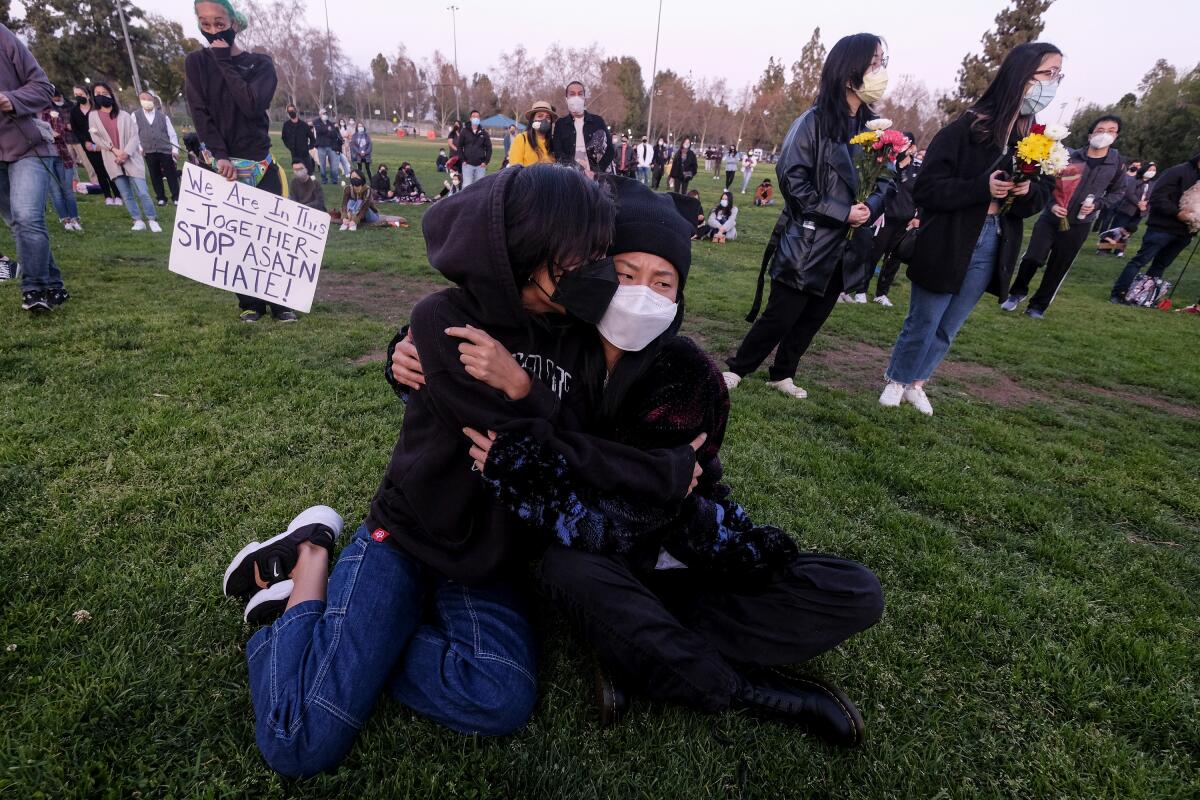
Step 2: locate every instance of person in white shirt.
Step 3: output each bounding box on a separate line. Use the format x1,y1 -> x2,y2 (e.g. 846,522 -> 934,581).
134,91 -> 181,205
740,153 -> 755,194
635,136 -> 654,185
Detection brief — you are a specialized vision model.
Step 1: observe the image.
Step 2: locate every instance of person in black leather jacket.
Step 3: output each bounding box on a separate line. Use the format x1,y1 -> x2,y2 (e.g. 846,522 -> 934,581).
723,34 -> 894,400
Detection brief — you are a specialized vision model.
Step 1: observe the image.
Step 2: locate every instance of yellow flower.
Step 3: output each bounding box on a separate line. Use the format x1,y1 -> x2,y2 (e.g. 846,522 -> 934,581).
1016,133 -> 1053,164
849,131 -> 879,147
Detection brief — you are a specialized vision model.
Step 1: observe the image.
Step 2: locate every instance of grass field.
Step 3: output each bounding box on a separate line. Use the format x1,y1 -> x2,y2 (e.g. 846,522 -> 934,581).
1,135 -> 1197,799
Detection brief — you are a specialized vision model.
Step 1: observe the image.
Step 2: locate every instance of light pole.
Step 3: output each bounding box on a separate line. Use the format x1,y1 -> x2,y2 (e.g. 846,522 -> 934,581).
447,5 -> 461,122
115,0 -> 143,95
644,0 -> 663,140
323,0 -> 338,118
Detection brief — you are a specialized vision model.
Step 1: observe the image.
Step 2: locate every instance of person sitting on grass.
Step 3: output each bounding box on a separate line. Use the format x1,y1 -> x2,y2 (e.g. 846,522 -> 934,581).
685,188 -> 706,238
288,160 -> 325,212
395,177 -> 883,745
754,178 -> 775,206
698,190 -> 738,242
339,168 -> 380,230
434,168 -> 461,201
372,164 -> 394,200
393,161 -> 428,203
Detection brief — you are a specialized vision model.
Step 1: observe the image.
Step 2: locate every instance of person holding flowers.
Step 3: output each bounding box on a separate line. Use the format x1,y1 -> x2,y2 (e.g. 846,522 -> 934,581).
878,42 -> 1057,416
1003,115 -> 1126,318
723,33 -> 894,401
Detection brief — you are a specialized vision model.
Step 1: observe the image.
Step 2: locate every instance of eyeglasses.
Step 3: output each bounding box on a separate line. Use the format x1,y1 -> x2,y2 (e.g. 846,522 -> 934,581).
870,54 -> 890,71
1033,67 -> 1065,84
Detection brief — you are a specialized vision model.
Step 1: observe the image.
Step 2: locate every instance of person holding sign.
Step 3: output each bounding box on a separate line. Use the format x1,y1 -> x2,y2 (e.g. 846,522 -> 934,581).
184,0 -> 297,323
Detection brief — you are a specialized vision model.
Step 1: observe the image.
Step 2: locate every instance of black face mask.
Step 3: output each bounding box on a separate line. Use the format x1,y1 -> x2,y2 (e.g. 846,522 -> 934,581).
288,110 -> 298,118
350,177 -> 365,187
202,28 -> 237,47
74,96 -> 87,105
549,257 -> 619,324
93,95 -> 114,109
534,120 -> 550,134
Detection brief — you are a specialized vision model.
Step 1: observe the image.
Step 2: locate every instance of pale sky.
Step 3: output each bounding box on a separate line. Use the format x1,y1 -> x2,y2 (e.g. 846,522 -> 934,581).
51,0 -> 1200,116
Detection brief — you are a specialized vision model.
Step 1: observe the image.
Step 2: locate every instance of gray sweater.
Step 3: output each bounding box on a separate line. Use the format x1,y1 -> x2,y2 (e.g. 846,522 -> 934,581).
0,24 -> 54,162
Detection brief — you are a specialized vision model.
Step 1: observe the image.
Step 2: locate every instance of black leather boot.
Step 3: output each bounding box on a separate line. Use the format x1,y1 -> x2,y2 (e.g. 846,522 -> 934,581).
734,670 -> 865,747
594,667 -> 629,728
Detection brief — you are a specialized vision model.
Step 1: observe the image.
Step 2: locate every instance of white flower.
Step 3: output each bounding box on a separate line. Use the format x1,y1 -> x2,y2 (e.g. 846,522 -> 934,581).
866,118 -> 893,132
1043,123 -> 1069,142
1041,143 -> 1071,176
5,644 -> 15,652
73,609 -> 91,624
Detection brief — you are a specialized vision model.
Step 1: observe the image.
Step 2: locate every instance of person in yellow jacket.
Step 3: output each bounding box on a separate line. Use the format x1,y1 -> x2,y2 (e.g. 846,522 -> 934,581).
507,100 -> 557,166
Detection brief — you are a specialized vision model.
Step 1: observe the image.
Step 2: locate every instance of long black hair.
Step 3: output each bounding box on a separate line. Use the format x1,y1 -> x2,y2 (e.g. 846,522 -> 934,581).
968,42 -> 1062,151
92,81 -> 119,119
815,33 -> 882,143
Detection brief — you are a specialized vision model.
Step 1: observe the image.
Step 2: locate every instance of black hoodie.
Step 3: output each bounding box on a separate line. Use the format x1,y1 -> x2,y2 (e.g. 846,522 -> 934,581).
367,167 -> 697,583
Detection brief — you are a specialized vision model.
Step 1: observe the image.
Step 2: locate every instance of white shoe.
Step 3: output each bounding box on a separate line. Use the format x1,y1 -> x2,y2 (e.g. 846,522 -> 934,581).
853,293 -> 868,304
130,220 -> 146,231
243,580 -> 295,624
879,381 -> 905,407
837,292 -> 853,304
147,220 -> 162,233
339,221 -> 349,231
902,386 -> 933,416
721,371 -> 741,391
765,377 -> 807,399
873,295 -> 893,308
1000,294 -> 1024,312
348,222 -> 357,231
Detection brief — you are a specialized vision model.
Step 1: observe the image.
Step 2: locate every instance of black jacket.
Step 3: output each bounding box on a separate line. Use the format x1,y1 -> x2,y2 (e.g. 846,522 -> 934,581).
887,156 -> 920,220
312,116 -> 340,149
372,169 -> 391,195
368,167 -> 695,583
668,148 -> 697,181
456,125 -> 492,166
281,117 -> 314,156
769,108 -> 893,295
69,102 -> 94,145
907,112 -> 1050,299
1116,175 -> 1153,218
1144,156 -> 1200,238
552,111 -> 614,172
183,48 -> 276,162
652,143 -> 668,168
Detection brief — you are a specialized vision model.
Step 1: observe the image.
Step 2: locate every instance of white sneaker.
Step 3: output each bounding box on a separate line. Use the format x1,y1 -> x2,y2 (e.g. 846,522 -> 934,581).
765,378 -> 808,399
721,371 -> 742,391
147,220 -> 162,233
837,292 -> 853,304
1000,294 -> 1024,312
853,293 -> 867,304
873,295 -> 893,308
348,222 -> 357,231
879,381 -> 905,407
130,220 -> 146,231
902,386 -> 934,416
339,221 -> 349,231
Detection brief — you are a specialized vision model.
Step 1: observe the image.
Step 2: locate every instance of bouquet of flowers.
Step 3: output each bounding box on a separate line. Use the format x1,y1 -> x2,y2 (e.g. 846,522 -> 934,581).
1002,122 -> 1070,214
847,119 -> 909,237
1051,162 -> 1084,231
1179,180 -> 1200,234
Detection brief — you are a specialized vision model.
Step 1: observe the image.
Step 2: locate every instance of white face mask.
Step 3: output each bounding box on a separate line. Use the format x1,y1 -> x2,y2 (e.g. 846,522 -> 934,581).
140,100 -> 155,111
719,199 -> 729,208
566,95 -> 586,115
1089,132 -> 1115,149
596,285 -> 678,353
855,67 -> 889,105
1021,79 -> 1058,116
1144,170 -> 1156,179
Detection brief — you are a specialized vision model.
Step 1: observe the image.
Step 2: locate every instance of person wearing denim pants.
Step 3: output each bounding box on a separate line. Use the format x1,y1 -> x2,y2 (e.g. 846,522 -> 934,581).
886,216 -> 999,385
47,156 -> 80,225
246,523 -> 536,779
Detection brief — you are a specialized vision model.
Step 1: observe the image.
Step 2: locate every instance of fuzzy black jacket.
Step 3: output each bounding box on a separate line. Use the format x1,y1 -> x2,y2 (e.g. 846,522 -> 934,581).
907,112 -> 1050,299
1144,156 -> 1200,238
183,48 -> 276,162
281,117 -> 314,157
552,112 -> 614,173
368,167 -> 696,583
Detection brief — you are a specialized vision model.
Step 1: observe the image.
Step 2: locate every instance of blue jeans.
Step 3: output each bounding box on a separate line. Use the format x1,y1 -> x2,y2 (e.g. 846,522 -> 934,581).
111,175 -> 156,221
1111,228 -> 1194,297
636,165 -> 651,185
317,147 -> 340,183
0,156 -> 63,293
48,158 -> 79,220
461,163 -> 487,187
246,524 -> 537,779
886,215 -> 1000,385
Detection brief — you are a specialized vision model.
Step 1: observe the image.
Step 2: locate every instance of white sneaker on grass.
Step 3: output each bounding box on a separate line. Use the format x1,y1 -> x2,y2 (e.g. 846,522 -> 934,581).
902,385 -> 933,416
837,292 -> 853,304
873,295 -> 893,308
130,220 -> 146,231
879,381 -> 904,407
244,580 -> 295,625
339,221 -> 349,231
1000,294 -> 1024,312
853,292 -> 867,304
722,371 -> 741,391
147,220 -> 162,233
766,377 -> 808,399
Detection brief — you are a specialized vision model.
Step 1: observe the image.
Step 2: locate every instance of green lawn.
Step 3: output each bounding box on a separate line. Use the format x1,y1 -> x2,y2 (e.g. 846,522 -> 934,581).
1,136 -> 1197,799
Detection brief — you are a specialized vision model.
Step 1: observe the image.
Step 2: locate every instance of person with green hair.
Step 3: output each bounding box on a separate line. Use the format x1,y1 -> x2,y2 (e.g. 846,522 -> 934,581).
184,1 -> 299,323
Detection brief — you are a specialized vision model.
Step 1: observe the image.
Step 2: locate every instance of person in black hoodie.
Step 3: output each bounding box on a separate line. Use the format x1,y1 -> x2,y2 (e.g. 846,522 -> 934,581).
668,137 -> 698,194
723,34 -> 894,401
849,132 -> 920,306
456,110 -> 492,187
280,103 -> 314,173
1003,115 -> 1126,318
879,42 -> 1056,415
221,165 -> 699,779
312,111 -> 341,184
1109,152 -> 1200,302
69,85 -> 120,203
551,81 -> 613,177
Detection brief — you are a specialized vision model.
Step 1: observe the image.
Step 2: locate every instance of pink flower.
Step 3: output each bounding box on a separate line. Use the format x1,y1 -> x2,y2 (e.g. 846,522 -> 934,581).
876,156 -> 884,163
872,141 -> 883,151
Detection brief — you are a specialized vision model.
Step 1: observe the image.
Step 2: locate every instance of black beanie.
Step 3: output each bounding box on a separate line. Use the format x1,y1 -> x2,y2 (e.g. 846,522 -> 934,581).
600,176 -> 695,289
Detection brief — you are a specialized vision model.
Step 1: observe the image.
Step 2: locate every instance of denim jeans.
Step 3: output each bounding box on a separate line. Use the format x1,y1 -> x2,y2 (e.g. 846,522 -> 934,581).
886,215 -> 999,385
461,163 -> 487,187
636,165 -> 651,185
48,157 -> 79,220
111,175 -> 157,221
317,147 -> 339,183
1111,228 -> 1194,297
246,524 -> 537,779
0,156 -> 64,293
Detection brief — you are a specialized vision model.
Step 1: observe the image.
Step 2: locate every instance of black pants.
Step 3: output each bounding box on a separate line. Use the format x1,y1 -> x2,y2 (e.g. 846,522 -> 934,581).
86,149 -> 119,198
651,166 -> 664,189
288,148 -> 315,174
726,268 -> 844,382
725,170 -> 735,189
538,544 -> 883,712
355,159 -> 371,176
853,216 -> 910,296
1010,214 -> 1092,312
676,177 -> 691,194
144,151 -> 180,203
236,166 -> 294,316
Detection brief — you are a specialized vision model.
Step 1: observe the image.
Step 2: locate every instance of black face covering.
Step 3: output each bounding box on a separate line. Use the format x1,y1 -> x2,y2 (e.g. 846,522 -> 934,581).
93,95 -> 114,109
350,177 -> 365,187
288,110 -> 298,118
548,257 -> 619,324
202,28 -> 237,47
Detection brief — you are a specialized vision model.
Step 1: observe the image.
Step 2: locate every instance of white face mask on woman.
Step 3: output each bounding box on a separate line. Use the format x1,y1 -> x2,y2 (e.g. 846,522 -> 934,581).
1021,79 -> 1058,116
854,67 -> 889,105
596,285 -> 678,352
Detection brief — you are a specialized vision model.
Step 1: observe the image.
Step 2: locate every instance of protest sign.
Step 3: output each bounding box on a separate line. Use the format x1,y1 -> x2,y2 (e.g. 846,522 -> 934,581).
169,163 -> 329,313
